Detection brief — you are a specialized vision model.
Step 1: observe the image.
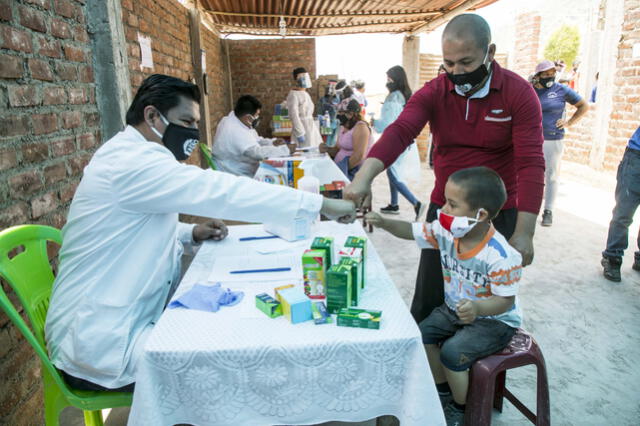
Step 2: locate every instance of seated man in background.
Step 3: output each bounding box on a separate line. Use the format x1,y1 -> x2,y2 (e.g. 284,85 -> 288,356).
212,95 -> 296,177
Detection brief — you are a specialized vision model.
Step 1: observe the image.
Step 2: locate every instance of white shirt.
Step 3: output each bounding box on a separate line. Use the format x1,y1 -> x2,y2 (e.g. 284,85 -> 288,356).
212,111 -> 290,177
286,89 -> 322,148
45,125 -> 322,388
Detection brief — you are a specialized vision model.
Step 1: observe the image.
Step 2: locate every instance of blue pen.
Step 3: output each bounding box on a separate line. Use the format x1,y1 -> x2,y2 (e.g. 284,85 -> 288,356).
230,267 -> 291,274
238,235 -> 279,241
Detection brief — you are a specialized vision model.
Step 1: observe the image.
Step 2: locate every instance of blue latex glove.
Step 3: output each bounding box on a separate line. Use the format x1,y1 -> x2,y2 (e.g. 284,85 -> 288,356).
168,283 -> 244,312
296,135 -> 305,144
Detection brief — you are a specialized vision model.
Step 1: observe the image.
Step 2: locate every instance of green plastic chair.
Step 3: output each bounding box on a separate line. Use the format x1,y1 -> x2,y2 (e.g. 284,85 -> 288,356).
0,225 -> 132,426
199,142 -> 218,170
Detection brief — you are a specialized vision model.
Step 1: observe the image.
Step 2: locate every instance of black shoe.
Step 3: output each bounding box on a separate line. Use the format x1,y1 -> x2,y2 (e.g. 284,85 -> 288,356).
633,258 -> 640,272
380,204 -> 400,215
443,401 -> 465,426
414,201 -> 427,221
541,209 -> 552,227
601,256 -> 622,282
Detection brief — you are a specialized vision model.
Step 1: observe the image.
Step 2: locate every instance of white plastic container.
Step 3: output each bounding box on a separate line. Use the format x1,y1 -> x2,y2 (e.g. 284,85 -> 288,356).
297,160 -> 320,194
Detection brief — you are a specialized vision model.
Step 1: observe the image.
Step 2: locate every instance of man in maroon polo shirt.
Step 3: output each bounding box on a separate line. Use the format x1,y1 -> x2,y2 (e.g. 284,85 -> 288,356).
345,14 -> 544,323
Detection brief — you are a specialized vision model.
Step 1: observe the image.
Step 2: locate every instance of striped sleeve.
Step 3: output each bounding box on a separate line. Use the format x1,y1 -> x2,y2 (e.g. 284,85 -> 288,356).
488,257 -> 522,297
412,222 -> 439,250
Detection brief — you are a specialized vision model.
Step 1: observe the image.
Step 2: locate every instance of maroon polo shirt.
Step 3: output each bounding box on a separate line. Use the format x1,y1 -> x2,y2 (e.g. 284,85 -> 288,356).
368,61 -> 544,214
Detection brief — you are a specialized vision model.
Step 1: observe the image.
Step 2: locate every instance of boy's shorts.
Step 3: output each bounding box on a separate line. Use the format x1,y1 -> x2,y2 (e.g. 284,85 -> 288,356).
419,304 -> 516,371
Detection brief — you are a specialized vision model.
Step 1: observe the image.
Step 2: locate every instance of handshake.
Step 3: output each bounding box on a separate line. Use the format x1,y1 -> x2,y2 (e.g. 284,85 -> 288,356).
319,198 -> 358,224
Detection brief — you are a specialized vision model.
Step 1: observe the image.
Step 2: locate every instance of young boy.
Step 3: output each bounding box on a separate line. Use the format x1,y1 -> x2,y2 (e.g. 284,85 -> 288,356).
366,166 -> 522,426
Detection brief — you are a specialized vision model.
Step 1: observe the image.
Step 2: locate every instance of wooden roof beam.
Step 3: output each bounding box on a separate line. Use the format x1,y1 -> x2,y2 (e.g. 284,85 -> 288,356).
409,0 -> 489,35
207,10 -> 441,20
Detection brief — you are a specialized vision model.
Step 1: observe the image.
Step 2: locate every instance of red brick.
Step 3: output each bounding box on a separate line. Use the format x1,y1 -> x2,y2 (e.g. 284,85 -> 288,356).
127,12 -> 138,27
67,153 -> 90,175
121,0 -> 132,11
22,143 -> 49,163
0,329 -> 11,358
0,202 -> 29,230
84,111 -> 98,127
53,0 -> 75,19
44,161 -> 66,184
36,34 -> 61,58
32,113 -> 58,135
78,64 -> 93,83
72,25 -> 89,43
31,192 -> 59,218
67,87 -> 83,104
1,25 -> 33,53
19,5 -> 47,33
0,53 -> 23,78
42,85 -> 67,105
0,148 -> 18,171
50,17 -> 71,39
0,115 -> 29,137
51,136 -> 75,156
61,110 -> 81,129
9,170 -> 43,196
59,181 -> 77,203
7,388 -> 44,426
77,132 -> 96,149
62,43 -> 85,62
7,85 -> 41,107
54,61 -> 76,81
28,58 -> 54,81
23,0 -> 51,9
0,0 -> 12,21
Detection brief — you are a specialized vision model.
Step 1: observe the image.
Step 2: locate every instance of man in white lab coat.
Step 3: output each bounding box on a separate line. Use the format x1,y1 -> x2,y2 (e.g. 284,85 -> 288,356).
44,74 -> 356,392
212,95 -> 296,177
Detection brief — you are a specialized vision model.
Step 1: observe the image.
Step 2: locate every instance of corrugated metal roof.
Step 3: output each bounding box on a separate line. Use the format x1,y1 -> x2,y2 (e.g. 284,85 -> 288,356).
201,0 -> 498,36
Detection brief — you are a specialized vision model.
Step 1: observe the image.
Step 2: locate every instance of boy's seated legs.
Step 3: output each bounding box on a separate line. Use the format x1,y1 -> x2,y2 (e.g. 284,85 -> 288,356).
420,304 -> 516,423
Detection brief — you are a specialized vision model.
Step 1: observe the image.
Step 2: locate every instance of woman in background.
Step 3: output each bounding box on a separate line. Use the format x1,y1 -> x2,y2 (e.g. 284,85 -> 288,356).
286,67 -> 322,148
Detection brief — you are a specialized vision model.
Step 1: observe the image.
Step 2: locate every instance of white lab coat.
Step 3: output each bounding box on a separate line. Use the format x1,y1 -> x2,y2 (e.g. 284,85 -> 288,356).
212,111 -> 290,177
286,89 -> 322,148
45,125 -> 322,388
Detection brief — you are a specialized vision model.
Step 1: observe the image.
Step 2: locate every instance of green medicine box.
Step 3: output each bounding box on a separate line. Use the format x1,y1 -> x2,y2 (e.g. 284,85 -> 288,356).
255,293 -> 282,318
302,249 -> 327,299
344,236 -> 367,288
326,263 -> 352,314
339,257 -> 362,306
311,237 -> 334,267
337,308 -> 382,330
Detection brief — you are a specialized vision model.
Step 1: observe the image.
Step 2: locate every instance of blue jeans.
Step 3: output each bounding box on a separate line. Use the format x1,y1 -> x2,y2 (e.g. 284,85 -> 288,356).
336,156 -> 360,181
387,169 -> 418,206
603,147 -> 640,260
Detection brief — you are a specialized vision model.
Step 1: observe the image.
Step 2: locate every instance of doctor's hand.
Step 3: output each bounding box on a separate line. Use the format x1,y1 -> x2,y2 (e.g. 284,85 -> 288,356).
286,142 -> 298,154
320,198 -> 357,224
344,177 -> 372,210
193,219 -> 229,243
273,138 -> 287,146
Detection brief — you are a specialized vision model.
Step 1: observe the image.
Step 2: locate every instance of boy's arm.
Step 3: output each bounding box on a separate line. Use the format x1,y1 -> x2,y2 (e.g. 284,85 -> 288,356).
365,212 -> 414,240
456,296 -> 515,324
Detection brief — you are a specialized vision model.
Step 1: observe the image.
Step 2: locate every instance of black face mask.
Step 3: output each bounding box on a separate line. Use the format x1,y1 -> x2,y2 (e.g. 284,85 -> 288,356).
537,77 -> 554,88
151,112 -> 200,161
445,49 -> 490,94
337,114 -> 348,126
249,115 -> 260,129
386,81 -> 397,92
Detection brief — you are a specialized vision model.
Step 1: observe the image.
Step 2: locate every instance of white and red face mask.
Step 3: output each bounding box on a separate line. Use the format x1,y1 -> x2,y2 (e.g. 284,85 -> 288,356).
437,209 -> 484,238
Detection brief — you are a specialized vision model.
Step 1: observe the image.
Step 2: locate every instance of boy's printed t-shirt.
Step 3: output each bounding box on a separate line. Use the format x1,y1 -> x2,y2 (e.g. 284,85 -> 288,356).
412,220 -> 523,328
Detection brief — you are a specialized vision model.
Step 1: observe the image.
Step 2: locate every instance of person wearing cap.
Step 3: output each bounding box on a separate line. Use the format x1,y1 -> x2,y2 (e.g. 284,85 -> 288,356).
286,67 -> 322,148
319,99 -> 373,180
343,14 -> 545,330
532,59 -> 588,226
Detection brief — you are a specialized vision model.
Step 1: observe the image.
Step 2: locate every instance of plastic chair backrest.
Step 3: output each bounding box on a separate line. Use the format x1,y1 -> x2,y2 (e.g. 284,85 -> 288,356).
199,142 -> 218,171
0,224 -> 73,393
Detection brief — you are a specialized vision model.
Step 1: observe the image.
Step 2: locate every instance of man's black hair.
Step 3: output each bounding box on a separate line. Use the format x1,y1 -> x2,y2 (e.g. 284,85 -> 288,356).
234,95 -> 262,117
293,67 -> 307,79
448,166 -> 506,219
125,74 -> 200,125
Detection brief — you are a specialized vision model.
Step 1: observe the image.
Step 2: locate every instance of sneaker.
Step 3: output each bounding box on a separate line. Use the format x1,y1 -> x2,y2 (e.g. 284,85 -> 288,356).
380,204 -> 400,215
414,201 -> 427,221
601,256 -> 622,282
438,391 -> 453,409
443,401 -> 465,426
541,209 -> 553,227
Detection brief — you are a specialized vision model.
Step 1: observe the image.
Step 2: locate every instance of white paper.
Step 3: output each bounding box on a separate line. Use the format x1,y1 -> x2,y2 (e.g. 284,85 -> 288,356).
208,254 -> 301,283
138,34 -> 154,69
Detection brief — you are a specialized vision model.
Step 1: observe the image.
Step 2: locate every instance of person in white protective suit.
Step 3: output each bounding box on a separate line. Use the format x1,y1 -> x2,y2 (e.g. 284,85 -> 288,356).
286,67 -> 322,148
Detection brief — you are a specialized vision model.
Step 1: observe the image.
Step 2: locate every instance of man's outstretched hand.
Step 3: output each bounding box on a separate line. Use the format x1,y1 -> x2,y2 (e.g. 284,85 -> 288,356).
193,219 -> 229,243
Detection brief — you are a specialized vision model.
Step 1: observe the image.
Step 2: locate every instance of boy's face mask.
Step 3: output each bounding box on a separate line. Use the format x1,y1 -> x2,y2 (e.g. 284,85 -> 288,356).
437,208 -> 484,238
297,72 -> 312,89
150,110 -> 199,161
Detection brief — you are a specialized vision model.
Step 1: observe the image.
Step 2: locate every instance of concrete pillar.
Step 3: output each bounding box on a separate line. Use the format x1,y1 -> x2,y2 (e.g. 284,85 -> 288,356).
589,0 -> 624,169
402,35 -> 421,91
86,0 -> 131,140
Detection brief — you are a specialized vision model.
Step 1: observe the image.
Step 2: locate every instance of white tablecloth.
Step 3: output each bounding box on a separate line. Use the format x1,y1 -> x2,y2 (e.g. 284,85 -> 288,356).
128,222 -> 445,426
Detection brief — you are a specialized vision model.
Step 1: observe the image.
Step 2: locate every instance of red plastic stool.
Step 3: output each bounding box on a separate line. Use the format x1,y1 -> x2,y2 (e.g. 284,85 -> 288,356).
464,329 -> 550,425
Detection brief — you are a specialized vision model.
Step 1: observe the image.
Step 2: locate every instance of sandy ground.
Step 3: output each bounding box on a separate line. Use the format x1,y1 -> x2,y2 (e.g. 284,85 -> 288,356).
61,160 -> 640,426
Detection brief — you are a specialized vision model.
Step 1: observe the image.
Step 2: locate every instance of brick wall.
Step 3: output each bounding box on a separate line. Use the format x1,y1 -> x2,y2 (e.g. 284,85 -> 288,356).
201,25 -> 232,133
0,0 -> 99,423
227,38 -> 316,138
563,107 -> 596,164
603,0 -> 640,170
511,12 -> 541,80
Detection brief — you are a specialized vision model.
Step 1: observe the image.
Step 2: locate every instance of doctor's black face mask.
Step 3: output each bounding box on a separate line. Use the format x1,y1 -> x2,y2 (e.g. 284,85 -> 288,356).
150,110 -> 200,161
